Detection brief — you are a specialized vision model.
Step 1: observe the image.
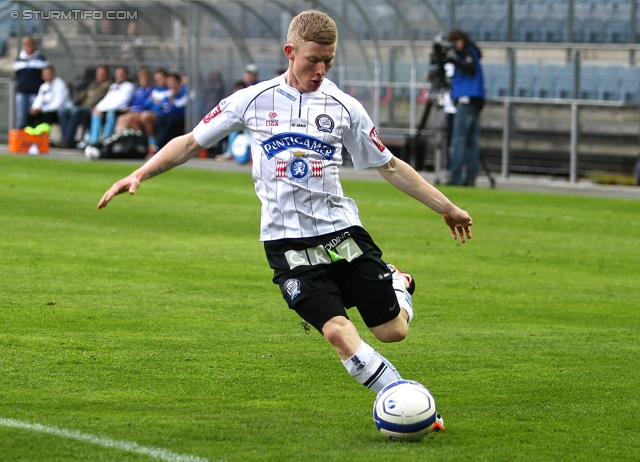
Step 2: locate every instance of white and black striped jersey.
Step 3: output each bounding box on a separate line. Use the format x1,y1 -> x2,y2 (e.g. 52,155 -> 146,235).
192,75 -> 393,241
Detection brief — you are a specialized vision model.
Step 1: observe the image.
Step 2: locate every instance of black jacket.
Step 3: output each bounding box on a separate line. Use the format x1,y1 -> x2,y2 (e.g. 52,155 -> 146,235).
13,49 -> 49,94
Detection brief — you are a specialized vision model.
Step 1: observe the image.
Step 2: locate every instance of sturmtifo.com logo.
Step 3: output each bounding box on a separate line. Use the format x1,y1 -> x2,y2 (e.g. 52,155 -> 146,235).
10,9 -> 138,21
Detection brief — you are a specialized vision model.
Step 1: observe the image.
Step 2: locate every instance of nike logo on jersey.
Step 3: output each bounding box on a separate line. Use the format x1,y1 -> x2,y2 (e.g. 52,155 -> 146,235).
261,132 -> 336,160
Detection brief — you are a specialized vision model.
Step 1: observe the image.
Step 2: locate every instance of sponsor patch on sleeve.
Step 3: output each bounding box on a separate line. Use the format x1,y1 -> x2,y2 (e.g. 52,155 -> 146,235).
369,126 -> 386,152
202,103 -> 222,124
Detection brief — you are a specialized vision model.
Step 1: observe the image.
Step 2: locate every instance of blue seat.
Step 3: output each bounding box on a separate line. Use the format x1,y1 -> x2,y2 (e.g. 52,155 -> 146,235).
514,18 -> 540,42
533,65 -> 559,98
539,17 -> 567,42
554,66 -> 574,99
605,17 -> 630,43
619,67 -> 640,103
597,65 -> 625,100
578,74 -> 601,100
478,17 -> 507,42
579,17 -> 606,43
483,63 -> 510,98
515,63 -> 538,96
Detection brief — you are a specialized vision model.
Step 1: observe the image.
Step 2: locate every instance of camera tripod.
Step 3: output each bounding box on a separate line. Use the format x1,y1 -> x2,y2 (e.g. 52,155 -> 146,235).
413,90 -> 495,188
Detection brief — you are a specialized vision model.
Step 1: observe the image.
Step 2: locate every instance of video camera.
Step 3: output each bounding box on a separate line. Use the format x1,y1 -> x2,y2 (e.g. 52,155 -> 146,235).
427,33 -> 453,91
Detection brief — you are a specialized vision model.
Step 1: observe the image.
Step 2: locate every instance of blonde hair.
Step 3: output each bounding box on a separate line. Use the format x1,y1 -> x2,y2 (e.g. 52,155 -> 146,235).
287,10 -> 338,47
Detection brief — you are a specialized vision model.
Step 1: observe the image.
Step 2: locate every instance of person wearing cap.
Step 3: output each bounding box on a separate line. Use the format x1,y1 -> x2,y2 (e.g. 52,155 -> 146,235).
243,64 -> 259,86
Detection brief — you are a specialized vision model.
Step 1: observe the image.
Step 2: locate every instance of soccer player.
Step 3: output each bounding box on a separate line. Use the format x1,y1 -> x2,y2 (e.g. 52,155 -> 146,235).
98,10 -> 472,426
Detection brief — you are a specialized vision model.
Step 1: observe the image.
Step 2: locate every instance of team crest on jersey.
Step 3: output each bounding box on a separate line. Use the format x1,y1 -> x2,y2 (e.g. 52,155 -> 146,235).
276,154 -> 323,182
265,111 -> 279,127
261,132 -> 336,160
315,114 -> 335,133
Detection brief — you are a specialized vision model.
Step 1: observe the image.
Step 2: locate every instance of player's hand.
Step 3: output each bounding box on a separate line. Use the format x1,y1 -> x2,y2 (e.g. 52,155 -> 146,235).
442,209 -> 472,243
97,174 -> 141,209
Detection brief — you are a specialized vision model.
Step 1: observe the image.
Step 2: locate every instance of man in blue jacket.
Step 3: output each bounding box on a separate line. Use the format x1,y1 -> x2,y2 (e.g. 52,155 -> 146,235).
153,73 -> 187,149
13,36 -> 49,129
446,29 -> 485,186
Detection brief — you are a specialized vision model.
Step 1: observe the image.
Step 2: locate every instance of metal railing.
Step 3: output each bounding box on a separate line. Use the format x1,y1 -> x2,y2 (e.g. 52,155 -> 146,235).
0,77 -> 15,142
342,78 -> 640,182
497,96 -> 637,183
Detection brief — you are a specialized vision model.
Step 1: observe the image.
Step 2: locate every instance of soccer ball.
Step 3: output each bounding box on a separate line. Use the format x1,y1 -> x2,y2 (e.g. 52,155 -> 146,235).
373,380 -> 438,441
84,145 -> 101,160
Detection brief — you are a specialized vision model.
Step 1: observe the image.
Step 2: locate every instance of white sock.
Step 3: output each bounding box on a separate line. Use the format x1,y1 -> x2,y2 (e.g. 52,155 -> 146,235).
391,271 -> 414,323
341,341 -> 402,394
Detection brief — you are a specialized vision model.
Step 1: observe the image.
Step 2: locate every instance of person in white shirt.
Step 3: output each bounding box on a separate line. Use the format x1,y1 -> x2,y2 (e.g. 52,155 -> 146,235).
97,11 -> 471,426
27,65 -> 72,127
88,66 -> 135,146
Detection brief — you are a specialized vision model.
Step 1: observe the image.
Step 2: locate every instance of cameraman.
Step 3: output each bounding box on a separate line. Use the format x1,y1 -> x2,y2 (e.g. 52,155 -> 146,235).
446,29 -> 485,186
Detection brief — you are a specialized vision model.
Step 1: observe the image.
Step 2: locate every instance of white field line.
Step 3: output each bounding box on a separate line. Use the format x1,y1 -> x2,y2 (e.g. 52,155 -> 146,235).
0,417 -> 210,462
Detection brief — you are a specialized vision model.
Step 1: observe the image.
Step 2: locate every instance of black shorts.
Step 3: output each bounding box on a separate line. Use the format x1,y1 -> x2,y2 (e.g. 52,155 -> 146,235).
264,226 -> 400,331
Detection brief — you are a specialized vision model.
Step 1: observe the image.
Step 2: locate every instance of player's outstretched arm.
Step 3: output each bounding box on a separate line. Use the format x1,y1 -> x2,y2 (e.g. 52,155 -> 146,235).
377,156 -> 473,242
97,133 -> 204,209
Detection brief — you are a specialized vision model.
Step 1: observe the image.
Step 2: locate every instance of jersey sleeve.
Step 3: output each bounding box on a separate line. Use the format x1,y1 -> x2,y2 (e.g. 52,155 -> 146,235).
342,99 -> 393,171
192,92 -> 246,148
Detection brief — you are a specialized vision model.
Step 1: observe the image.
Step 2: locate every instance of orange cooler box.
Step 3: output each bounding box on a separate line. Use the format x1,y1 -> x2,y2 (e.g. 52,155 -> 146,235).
8,129 -> 49,154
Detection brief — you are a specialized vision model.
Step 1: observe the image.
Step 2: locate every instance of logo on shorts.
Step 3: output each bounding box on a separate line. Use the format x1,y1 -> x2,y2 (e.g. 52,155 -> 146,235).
315,114 -> 334,133
284,238 -> 364,269
284,278 -> 301,300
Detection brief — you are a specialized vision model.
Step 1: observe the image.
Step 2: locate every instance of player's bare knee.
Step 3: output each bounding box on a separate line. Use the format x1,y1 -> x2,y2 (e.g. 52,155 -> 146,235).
374,322 -> 408,343
386,325 -> 409,342
322,318 -> 349,346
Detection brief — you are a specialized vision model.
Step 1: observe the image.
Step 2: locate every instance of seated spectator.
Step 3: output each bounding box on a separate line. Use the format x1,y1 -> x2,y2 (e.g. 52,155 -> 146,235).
110,68 -> 153,131
26,65 -> 72,130
87,66 -> 135,147
114,68 -> 169,153
58,66 -> 111,148
154,73 -> 188,149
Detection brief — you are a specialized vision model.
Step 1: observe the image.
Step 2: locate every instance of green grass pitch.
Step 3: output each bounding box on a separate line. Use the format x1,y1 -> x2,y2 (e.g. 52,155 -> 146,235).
1,155 -> 639,461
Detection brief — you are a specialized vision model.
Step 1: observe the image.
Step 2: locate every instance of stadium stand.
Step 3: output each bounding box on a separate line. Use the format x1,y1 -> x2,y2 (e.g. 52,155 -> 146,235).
532,66 -> 558,98
620,67 -> 640,103
480,62 -> 640,103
